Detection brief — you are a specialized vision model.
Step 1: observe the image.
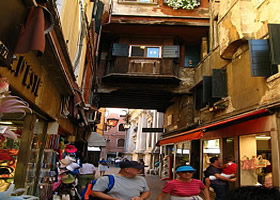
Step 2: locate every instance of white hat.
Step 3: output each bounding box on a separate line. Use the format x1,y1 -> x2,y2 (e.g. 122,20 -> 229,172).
66,162 -> 80,171
60,156 -> 75,168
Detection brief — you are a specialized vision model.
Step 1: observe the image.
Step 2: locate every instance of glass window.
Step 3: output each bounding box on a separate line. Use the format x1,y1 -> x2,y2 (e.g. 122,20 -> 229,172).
147,47 -> 160,58
130,46 -> 161,58
202,139 -> 220,171
118,124 -> 125,132
175,142 -> 191,168
0,120 -> 23,192
239,133 -> 271,186
117,139 -> 125,147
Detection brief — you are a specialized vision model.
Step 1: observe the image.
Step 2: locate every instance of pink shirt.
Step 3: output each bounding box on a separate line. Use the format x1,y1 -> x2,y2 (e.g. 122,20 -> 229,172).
162,179 -> 205,197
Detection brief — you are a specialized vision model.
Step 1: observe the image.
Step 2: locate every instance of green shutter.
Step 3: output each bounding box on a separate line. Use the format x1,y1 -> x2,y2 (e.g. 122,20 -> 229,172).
268,24 -> 280,65
112,43 -> 129,57
203,76 -> 212,103
249,40 -> 271,77
162,45 -> 180,58
212,69 -> 227,98
95,1 -> 104,34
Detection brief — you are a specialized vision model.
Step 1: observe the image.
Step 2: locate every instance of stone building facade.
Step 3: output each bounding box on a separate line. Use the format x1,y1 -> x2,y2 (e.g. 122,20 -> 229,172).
159,0 -> 280,188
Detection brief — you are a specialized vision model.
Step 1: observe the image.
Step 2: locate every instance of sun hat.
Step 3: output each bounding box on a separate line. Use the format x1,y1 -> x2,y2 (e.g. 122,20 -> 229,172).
61,173 -> 75,184
65,144 -> 77,153
66,162 -> 80,171
119,161 -> 144,169
176,165 -> 196,172
60,156 -> 75,168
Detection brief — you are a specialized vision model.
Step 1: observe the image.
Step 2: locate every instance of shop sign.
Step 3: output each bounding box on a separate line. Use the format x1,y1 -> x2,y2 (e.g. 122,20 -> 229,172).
8,56 -> 42,97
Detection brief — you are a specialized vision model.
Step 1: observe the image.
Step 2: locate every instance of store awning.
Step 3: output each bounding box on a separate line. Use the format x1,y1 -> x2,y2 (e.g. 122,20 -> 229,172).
159,131 -> 203,145
87,132 -> 106,147
159,109 -> 269,145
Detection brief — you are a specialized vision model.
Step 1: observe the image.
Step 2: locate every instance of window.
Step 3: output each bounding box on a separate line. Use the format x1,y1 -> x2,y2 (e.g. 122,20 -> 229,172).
195,69 -> 227,110
249,24 -> 280,77
239,133 -> 271,186
213,15 -> 219,49
184,45 -> 201,67
129,46 -> 161,58
117,139 -> 125,147
118,123 -> 125,132
202,139 -> 220,171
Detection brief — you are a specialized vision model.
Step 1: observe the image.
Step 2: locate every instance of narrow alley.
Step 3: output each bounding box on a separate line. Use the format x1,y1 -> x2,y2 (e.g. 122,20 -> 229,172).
1,0 -> 280,200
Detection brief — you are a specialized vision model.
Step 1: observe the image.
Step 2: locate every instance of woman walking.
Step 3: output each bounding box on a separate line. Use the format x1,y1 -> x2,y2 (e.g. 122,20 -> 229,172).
156,165 -> 210,200
98,157 -> 109,176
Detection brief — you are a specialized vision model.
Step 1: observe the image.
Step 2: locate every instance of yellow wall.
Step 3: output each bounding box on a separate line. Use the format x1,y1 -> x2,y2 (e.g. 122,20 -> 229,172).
59,0 -> 94,87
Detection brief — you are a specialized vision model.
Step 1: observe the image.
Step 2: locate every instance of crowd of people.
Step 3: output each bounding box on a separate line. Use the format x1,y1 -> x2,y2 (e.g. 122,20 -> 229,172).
57,156 -> 280,200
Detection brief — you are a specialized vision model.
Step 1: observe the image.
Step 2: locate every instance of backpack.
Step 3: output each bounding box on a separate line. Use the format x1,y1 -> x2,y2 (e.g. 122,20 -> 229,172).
81,175 -> 115,200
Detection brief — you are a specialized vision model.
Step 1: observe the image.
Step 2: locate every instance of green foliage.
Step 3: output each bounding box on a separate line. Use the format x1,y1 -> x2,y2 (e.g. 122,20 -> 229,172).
167,0 -> 200,9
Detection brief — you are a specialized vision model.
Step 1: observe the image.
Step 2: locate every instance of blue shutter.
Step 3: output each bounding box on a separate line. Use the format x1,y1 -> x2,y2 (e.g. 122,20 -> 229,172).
249,40 -> 271,77
268,24 -> 280,65
212,69 -> 227,98
95,1 -> 104,33
162,45 -> 180,58
112,43 -> 129,57
203,76 -> 212,103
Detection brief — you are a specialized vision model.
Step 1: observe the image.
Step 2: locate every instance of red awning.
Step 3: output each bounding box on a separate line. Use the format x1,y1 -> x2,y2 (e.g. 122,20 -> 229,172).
159,131 -> 203,145
159,109 -> 269,145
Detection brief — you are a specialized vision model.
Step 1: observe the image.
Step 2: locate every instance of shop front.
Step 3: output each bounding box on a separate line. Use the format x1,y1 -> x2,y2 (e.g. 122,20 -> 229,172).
201,113 -> 276,188
159,109 -> 280,188
0,52 -> 73,198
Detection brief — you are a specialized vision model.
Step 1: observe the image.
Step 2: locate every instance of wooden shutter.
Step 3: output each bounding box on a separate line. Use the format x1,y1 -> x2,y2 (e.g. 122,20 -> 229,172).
249,40 -> 271,77
268,24 -> 280,65
212,69 -> 227,98
203,76 -> 212,103
162,45 -> 180,58
95,1 -> 104,33
112,43 -> 129,57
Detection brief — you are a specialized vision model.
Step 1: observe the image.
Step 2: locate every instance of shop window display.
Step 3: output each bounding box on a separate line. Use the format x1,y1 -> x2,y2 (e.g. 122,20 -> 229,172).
239,133 -> 272,186
175,142 -> 190,168
0,123 -> 22,192
202,139 -> 220,171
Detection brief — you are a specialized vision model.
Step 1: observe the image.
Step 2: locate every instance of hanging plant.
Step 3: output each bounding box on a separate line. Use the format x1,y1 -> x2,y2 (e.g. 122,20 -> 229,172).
166,0 -> 200,10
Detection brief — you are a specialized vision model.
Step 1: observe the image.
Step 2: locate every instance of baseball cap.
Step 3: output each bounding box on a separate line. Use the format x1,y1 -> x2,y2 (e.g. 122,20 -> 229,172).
119,161 -> 144,169
176,165 -> 196,172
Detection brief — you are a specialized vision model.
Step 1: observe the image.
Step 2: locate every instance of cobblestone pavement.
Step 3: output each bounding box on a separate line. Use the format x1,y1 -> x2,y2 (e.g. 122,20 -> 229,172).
97,166 -> 167,200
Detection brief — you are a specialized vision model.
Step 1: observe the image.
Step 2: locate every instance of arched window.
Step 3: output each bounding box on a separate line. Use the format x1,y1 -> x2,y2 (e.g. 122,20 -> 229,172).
118,123 -> 125,132
117,139 -> 125,147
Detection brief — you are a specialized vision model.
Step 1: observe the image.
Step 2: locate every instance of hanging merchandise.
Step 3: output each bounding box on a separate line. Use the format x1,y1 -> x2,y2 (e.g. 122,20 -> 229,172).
0,77 -> 33,194
0,184 -> 39,199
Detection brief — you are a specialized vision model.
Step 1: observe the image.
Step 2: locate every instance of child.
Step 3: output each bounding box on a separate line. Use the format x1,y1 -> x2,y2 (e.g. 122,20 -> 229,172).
209,155 -> 237,181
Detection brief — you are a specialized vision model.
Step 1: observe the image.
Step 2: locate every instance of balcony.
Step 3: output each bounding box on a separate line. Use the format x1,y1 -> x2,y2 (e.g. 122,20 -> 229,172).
102,56 -> 181,84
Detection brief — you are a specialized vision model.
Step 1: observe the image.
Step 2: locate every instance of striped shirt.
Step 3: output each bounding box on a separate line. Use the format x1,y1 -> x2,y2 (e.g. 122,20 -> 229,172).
162,179 -> 205,197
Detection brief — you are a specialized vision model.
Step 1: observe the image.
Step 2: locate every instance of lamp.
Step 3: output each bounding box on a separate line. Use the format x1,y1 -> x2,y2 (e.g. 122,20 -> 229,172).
121,110 -> 131,130
123,122 -> 131,130
106,118 -> 119,130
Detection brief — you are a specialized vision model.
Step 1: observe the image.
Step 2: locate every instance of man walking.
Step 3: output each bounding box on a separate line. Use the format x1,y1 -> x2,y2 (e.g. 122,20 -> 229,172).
92,160 -> 151,200
204,157 -> 236,200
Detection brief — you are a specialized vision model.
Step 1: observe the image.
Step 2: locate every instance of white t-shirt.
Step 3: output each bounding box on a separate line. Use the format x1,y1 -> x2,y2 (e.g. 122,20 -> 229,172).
92,174 -> 150,200
79,163 -> 96,175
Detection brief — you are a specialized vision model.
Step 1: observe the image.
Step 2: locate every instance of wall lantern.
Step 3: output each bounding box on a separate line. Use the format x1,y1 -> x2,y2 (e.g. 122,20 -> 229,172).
106,118 -> 119,129
123,122 -> 131,130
